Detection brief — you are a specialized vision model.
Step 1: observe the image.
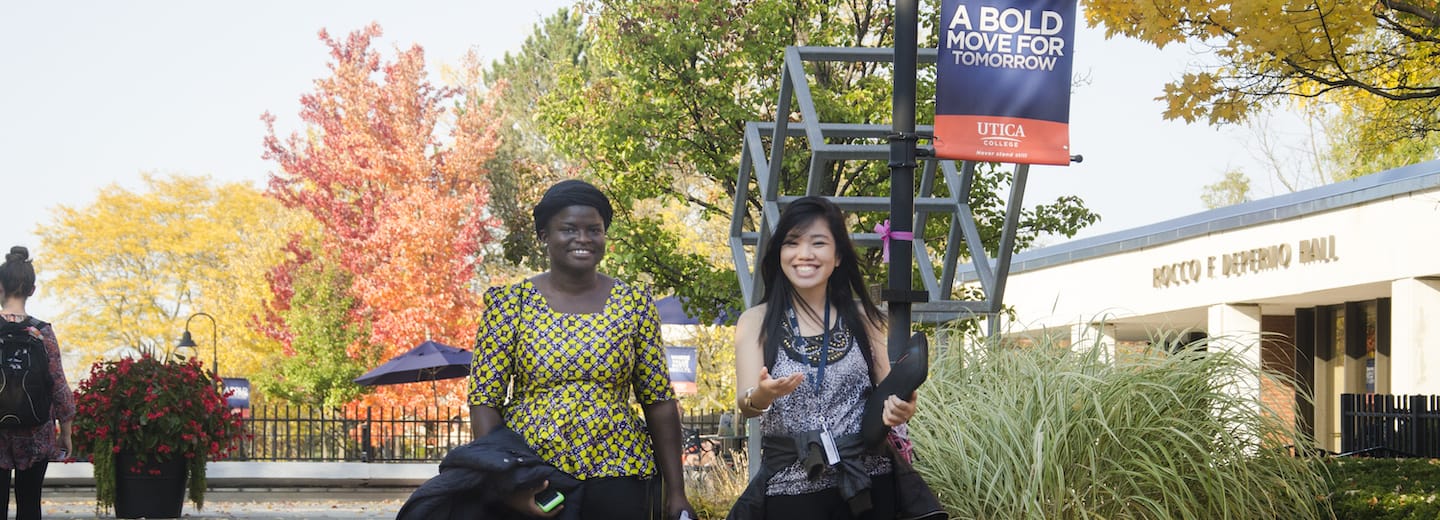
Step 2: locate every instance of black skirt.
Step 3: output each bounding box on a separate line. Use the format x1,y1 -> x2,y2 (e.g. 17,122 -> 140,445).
761,473 -> 896,520
579,475 -> 663,520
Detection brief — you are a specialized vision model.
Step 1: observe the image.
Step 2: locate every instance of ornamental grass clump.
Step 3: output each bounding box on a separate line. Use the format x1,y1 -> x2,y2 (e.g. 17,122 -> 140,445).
72,354 -> 245,511
910,332 -> 1331,519
684,449 -> 750,519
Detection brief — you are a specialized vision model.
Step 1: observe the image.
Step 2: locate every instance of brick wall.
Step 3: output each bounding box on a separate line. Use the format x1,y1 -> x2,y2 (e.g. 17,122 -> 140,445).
1261,315 -> 1298,429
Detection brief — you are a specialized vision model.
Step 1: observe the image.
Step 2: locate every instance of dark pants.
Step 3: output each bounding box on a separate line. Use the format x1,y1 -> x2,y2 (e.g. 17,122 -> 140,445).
762,473 -> 896,520
0,462 -> 48,520
579,475 -> 662,520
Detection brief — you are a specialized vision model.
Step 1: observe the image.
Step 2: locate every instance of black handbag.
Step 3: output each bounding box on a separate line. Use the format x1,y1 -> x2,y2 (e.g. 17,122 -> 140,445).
860,332 -> 928,449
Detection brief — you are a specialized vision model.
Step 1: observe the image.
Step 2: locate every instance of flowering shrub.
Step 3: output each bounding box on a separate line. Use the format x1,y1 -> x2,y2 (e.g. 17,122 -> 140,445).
73,354 -> 245,511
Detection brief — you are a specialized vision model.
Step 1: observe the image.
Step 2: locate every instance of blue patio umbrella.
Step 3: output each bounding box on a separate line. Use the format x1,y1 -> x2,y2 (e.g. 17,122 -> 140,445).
353,340 -> 473,386
656,296 -> 735,325
656,296 -> 701,325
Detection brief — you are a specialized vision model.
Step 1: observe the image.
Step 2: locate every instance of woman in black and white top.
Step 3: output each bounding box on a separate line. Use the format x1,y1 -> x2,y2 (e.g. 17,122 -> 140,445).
728,197 -> 943,520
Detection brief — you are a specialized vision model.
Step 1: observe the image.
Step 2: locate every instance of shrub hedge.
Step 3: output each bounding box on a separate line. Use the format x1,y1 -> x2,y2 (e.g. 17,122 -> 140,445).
1327,457 -> 1440,520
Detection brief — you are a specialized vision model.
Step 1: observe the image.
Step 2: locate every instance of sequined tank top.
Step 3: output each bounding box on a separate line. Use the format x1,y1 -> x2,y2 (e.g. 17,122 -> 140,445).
759,313 -> 892,495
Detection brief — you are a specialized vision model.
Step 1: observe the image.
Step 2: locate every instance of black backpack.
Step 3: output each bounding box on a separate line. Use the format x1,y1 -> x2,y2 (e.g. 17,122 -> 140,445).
0,317 -> 53,429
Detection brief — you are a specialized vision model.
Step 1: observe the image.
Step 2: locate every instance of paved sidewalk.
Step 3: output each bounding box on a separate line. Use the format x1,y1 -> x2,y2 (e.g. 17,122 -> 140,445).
28,488 -> 412,519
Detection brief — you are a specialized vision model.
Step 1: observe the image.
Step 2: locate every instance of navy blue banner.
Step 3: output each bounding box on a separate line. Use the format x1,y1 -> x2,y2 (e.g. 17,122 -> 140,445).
666,346 -> 698,395
936,0 -> 1078,165
223,377 -> 251,409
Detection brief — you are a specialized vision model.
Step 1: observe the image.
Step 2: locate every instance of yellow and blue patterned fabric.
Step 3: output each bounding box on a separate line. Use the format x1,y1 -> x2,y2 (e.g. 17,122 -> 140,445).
467,279 -> 676,479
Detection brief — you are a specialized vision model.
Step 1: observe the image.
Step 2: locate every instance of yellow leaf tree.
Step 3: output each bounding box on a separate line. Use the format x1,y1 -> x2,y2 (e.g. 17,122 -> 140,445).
1085,0 -> 1440,164
37,173 -> 309,378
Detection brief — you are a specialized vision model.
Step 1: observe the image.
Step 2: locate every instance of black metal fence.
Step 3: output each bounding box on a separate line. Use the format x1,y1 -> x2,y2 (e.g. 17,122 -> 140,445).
233,405 -> 732,462
237,396 -> 1440,462
1340,394 -> 1440,457
234,405 -> 469,462
681,408 -> 738,438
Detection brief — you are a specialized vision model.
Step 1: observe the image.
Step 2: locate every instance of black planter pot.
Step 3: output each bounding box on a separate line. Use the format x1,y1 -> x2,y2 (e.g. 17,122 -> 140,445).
114,450 -> 187,519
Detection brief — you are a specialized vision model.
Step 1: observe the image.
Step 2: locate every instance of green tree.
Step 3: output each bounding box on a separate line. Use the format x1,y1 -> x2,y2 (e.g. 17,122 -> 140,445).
1084,0 -> 1440,166
675,324 -> 738,412
1322,101 -> 1440,177
480,7 -> 591,271
37,173 -> 304,375
1200,169 -> 1252,209
256,240 -> 379,408
535,0 -> 1097,320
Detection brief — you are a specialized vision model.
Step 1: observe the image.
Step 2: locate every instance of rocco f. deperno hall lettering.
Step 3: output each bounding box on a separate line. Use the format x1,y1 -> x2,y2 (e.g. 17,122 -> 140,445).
1151,236 -> 1338,288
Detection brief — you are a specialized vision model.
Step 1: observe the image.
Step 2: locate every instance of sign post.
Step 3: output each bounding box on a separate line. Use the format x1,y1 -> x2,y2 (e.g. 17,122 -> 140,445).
887,0 -> 923,361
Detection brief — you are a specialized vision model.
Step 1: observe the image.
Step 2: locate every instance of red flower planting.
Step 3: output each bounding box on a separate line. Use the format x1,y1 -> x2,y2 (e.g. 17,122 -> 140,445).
73,354 -> 247,511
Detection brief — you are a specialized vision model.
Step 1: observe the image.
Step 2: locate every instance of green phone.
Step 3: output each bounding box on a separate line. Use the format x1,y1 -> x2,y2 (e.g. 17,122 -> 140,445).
536,488 -> 565,513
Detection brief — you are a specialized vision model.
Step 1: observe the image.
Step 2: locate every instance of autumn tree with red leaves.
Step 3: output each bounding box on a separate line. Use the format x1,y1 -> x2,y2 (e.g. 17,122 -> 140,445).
261,23 -> 501,410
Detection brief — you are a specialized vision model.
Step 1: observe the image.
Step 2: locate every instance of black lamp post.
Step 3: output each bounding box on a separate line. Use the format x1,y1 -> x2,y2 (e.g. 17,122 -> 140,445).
177,312 -> 218,379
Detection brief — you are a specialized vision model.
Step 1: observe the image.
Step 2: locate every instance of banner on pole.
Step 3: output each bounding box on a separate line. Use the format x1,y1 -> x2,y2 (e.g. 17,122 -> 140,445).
666,346 -> 698,396
222,377 -> 251,409
935,0 -> 1078,166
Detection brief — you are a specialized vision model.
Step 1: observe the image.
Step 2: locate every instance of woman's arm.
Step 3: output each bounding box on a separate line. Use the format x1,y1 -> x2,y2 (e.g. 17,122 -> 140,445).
43,324 -> 76,422
733,305 -> 805,418
864,314 -> 891,383
469,405 -> 503,439
470,404 -> 560,517
643,400 -> 693,518
44,324 -> 76,457
734,307 -> 765,416
467,287 -> 516,438
58,420 -> 73,458
628,286 -> 694,518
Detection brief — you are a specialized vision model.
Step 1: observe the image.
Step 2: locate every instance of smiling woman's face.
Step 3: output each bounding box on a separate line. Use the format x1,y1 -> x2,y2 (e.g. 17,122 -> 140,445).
779,217 -> 837,293
540,205 -> 607,273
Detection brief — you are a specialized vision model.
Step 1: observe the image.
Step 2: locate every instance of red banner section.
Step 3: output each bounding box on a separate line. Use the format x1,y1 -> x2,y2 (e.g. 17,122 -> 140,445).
935,115 -> 1071,166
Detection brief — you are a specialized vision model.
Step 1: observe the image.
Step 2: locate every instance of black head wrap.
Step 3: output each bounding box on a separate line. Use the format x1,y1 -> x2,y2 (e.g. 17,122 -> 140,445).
532,179 -> 614,237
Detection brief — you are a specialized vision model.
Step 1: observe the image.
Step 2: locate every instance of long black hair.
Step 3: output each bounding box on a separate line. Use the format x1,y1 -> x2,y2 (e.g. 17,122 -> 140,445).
757,196 -> 884,372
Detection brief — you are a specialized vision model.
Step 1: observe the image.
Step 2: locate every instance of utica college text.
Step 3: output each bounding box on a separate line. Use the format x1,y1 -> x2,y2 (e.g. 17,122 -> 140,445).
977,121 -> 1025,148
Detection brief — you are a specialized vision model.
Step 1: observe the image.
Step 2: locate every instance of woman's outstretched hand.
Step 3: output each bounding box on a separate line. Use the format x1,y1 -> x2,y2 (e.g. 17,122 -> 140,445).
753,367 -> 805,409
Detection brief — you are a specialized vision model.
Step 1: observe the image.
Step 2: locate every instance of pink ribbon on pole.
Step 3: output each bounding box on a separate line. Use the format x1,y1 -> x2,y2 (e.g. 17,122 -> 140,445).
874,219 -> 914,263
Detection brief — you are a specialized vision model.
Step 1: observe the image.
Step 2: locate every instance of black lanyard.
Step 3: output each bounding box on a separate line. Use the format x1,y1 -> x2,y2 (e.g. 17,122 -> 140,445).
787,298 -> 831,396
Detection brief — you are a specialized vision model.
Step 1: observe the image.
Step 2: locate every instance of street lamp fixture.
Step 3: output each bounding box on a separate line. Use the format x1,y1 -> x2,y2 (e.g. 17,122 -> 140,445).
177,312 -> 218,380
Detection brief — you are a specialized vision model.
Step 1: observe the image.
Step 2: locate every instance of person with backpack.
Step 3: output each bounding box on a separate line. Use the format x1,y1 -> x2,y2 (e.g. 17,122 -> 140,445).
727,197 -> 945,520
0,246 -> 74,520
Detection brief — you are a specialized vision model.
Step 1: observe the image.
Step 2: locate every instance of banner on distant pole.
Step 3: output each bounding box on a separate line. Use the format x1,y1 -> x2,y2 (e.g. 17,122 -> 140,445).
935,0 -> 1078,166
666,346 -> 698,396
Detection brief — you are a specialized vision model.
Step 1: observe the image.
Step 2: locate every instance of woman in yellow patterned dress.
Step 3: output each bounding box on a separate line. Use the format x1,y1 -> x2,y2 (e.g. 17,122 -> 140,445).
468,180 -> 694,520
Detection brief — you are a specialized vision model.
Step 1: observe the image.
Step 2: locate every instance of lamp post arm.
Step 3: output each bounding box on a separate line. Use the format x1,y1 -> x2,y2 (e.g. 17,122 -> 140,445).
183,312 -> 219,380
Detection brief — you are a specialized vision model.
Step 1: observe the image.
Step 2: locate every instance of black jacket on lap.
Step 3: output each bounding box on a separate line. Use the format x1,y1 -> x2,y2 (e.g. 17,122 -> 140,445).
727,432 -> 947,520
397,428 -> 582,520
